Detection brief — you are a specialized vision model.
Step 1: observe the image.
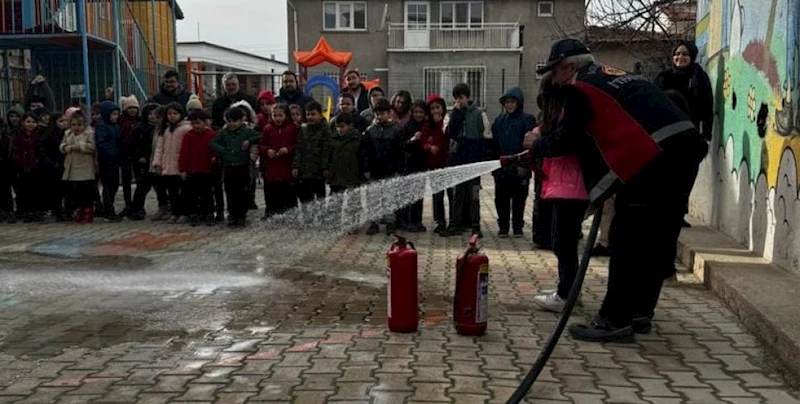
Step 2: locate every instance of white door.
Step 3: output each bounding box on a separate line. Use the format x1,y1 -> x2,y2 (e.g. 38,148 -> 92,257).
404,2 -> 430,49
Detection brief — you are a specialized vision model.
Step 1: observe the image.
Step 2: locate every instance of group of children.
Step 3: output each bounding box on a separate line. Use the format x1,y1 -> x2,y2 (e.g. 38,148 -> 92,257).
1,75 -> 533,239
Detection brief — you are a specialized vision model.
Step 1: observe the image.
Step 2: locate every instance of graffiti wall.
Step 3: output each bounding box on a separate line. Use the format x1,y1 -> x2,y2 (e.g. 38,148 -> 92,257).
692,0 -> 800,273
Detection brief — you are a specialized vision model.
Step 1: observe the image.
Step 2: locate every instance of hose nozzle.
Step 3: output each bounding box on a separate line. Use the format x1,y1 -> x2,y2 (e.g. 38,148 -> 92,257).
499,150 -> 530,168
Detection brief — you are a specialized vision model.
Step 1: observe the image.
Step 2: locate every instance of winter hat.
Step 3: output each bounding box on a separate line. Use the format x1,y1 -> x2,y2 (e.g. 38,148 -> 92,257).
257,90 -> 276,105
64,106 -> 82,120
119,95 -> 140,111
229,100 -> 258,127
369,86 -> 385,97
426,93 -> 447,111
141,103 -> 160,120
186,94 -> 203,111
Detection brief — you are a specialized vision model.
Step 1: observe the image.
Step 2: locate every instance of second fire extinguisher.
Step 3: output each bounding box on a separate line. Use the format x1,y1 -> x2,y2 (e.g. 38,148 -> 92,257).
387,235 -> 418,333
454,234 -> 489,336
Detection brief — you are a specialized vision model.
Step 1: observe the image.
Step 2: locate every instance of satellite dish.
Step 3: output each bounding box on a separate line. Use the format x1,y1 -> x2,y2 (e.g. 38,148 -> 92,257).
380,3 -> 389,31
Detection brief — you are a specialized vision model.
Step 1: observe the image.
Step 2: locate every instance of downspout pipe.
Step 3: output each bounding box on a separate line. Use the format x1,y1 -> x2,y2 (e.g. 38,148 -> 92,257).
78,0 -> 92,111
286,0 -> 299,73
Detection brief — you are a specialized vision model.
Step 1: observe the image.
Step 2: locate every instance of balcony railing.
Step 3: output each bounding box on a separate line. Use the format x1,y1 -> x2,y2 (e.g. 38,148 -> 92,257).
0,0 -> 116,41
388,22 -> 520,51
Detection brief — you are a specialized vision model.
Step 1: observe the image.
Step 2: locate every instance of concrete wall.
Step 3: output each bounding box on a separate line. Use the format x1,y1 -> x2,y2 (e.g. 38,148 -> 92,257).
693,0 -> 800,274
387,51 -> 521,116
287,0 -> 585,104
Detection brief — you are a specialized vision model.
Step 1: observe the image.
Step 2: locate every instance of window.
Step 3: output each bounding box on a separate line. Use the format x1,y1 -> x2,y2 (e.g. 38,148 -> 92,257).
535,62 -> 548,79
440,1 -> 483,29
423,66 -> 486,108
323,1 -> 367,31
537,1 -> 554,17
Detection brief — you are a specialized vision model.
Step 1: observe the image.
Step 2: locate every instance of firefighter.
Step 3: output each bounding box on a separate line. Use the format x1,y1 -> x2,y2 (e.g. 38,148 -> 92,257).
526,39 -> 708,343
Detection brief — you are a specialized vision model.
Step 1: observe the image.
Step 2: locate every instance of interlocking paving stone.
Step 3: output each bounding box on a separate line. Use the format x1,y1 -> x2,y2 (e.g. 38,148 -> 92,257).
0,186 -> 798,403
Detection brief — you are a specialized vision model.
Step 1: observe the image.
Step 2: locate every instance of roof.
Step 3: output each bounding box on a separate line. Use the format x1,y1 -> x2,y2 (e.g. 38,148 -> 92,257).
585,26 -> 673,44
178,41 -> 288,65
294,36 -> 352,68
128,0 -> 185,20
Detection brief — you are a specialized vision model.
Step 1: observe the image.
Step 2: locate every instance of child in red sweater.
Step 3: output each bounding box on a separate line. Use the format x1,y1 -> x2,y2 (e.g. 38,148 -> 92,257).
423,94 -> 449,233
258,103 -> 299,219
179,109 -> 217,226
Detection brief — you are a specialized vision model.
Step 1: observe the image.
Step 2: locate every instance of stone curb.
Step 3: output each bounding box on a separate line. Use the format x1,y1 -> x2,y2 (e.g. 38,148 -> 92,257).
677,220 -> 800,382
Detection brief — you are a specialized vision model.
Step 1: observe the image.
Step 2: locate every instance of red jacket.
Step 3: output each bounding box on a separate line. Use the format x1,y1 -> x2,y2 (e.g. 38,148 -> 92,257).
118,113 -> 139,157
259,120 -> 298,182
421,120 -> 448,169
178,127 -> 217,174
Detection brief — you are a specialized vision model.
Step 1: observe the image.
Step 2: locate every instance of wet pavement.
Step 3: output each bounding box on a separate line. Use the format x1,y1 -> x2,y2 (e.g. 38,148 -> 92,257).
1,178 -> 799,403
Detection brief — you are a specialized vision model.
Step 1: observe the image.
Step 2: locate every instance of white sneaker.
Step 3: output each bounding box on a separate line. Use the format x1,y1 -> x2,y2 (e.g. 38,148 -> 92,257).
537,288 -> 556,295
533,291 -> 566,313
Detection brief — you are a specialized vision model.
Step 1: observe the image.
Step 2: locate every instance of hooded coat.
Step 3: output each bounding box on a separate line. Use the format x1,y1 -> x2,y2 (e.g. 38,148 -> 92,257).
259,120 -> 299,182
654,41 -> 714,141
131,103 -> 161,165
147,82 -> 192,107
95,101 -> 122,165
293,119 -> 331,180
60,127 -> 96,181
255,90 -> 276,132
212,91 -> 258,130
360,86 -> 384,123
153,119 -> 192,176
492,87 -> 537,178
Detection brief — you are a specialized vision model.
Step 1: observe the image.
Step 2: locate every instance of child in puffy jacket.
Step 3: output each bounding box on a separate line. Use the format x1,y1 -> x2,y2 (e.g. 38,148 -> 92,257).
152,102 -> 191,224
259,103 -> 299,219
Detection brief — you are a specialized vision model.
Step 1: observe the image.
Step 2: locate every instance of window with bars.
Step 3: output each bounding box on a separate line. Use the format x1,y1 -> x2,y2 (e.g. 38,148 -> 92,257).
323,1 -> 367,31
440,1 -> 483,29
423,66 -> 486,108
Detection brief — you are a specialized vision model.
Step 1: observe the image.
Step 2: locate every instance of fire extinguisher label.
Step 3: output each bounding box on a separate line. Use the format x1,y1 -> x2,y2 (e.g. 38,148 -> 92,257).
386,265 -> 391,318
476,264 -> 489,323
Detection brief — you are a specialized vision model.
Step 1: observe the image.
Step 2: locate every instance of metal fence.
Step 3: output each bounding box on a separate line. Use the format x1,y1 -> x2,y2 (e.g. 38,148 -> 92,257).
423,65 -> 486,108
388,22 -> 520,50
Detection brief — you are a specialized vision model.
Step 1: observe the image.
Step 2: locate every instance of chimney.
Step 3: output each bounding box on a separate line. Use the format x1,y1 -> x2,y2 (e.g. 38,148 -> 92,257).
271,54 -> 275,60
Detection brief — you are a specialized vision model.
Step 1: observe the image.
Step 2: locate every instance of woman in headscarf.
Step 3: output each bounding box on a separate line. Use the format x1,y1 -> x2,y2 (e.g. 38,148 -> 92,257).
654,40 -> 714,228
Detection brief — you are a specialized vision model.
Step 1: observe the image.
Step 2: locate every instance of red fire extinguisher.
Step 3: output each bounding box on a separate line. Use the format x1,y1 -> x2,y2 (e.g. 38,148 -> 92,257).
454,234 -> 489,336
387,235 -> 418,333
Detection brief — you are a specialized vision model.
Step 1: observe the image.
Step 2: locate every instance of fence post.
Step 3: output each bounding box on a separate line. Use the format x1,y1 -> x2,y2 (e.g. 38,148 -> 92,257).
111,0 -> 121,100
77,0 -> 92,111
501,68 -> 505,93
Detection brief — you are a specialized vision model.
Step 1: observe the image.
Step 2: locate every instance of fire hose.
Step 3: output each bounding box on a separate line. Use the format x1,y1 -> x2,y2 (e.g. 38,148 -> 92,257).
505,206 -> 603,403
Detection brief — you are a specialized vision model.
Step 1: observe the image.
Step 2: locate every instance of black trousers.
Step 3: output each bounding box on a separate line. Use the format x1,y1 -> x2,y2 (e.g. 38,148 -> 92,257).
551,199 -> 590,298
432,190 -> 448,226
132,167 -> 168,213
120,159 -> 135,208
99,163 -> 120,216
224,165 -> 251,221
68,180 -> 96,208
185,173 -> 214,217
296,178 -> 326,204
599,137 -> 708,326
532,178 -> 553,247
16,171 -> 40,214
43,168 -> 66,215
494,175 -> 529,232
161,175 -> 185,217
264,180 -> 296,217
212,170 -> 225,215
0,171 -> 12,214
450,178 -> 481,231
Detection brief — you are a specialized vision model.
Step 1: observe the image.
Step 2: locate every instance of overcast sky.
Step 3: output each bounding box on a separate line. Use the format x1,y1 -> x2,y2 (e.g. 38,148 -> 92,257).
176,0 -> 289,63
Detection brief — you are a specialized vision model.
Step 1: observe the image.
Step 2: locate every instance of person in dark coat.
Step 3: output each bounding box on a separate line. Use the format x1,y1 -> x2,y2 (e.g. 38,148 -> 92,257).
147,69 -> 193,107
330,93 -> 369,134
397,100 -> 430,232
0,123 -> 13,223
211,73 -> 258,130
129,103 -> 165,220
342,69 -> 370,113
492,87 -> 537,238
327,112 -> 369,193
95,100 -> 124,222
38,111 -> 69,220
276,71 -> 315,115
363,98 -> 403,236
118,95 -> 141,216
293,101 -> 330,203
11,113 -> 43,222
24,76 -> 56,112
654,40 -> 714,228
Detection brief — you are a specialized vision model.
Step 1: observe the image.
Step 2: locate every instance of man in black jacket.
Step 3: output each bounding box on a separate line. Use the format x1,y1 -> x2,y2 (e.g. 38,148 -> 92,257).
526,39 -> 708,343
211,73 -> 258,130
342,70 -> 369,114
147,70 -> 192,107
276,71 -> 315,114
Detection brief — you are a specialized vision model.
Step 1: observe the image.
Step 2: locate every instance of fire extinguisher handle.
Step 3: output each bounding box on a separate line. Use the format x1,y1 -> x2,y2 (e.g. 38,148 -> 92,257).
407,241 -> 415,250
468,234 -> 479,248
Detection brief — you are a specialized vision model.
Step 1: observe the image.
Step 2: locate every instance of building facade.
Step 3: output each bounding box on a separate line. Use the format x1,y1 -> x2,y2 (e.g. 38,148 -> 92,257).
177,41 -> 287,106
692,0 -> 800,274
287,0 -> 584,115
0,0 -> 183,113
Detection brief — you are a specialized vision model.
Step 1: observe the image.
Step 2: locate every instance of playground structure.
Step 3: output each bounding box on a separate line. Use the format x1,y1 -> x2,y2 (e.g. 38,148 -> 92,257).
294,36 -> 380,119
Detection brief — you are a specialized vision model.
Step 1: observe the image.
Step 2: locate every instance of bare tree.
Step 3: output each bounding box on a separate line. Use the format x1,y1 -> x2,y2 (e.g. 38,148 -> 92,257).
585,0 -> 696,40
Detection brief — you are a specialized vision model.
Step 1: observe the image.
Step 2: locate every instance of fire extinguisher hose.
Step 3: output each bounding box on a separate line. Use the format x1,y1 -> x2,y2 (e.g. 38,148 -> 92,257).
504,209 -> 604,404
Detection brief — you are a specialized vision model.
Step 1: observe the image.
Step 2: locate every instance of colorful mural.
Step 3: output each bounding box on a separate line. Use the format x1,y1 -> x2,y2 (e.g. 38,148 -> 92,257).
693,0 -> 800,272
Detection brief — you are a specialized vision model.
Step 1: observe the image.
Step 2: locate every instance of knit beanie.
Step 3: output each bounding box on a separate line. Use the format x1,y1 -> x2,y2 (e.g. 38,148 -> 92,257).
8,104 -> 24,117
64,106 -> 82,119
257,90 -> 276,105
119,95 -> 140,111
186,94 -> 203,111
